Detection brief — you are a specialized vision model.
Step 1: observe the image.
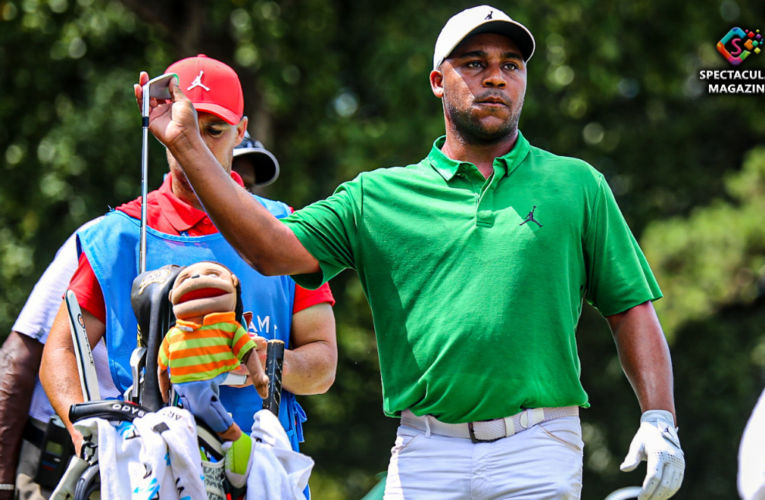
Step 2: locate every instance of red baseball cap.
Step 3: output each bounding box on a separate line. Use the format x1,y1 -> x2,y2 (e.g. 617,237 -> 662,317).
165,54 -> 244,125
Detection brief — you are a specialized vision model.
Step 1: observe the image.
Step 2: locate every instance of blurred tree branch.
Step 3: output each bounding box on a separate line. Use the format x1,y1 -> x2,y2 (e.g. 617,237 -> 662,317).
118,0 -> 205,55
117,0 -> 271,146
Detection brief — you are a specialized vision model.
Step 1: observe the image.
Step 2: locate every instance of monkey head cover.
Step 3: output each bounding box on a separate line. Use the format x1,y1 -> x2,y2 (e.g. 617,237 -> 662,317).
158,261 -> 258,435
169,262 -> 242,323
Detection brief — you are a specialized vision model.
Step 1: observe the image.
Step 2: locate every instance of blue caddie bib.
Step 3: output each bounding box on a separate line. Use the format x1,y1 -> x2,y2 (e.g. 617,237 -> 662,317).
77,196 -> 307,451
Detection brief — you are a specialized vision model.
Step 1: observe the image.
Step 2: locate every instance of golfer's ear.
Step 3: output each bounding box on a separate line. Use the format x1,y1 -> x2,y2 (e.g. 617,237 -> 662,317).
430,69 -> 445,98
236,117 -> 248,142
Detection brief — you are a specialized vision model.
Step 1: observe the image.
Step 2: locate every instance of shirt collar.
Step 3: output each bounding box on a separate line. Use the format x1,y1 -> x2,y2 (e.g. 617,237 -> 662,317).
156,171 -> 245,233
428,131 -> 530,182
175,311 -> 237,330
203,312 -> 237,325
175,318 -> 200,331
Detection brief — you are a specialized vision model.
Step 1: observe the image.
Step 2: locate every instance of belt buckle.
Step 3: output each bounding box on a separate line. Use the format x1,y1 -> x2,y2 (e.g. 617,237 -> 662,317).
467,421 -> 502,443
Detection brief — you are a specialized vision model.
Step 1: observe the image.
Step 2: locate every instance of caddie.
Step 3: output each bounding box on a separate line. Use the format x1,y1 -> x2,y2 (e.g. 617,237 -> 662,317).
136,7 -> 685,500
0,132 -> 284,499
41,55 -> 337,471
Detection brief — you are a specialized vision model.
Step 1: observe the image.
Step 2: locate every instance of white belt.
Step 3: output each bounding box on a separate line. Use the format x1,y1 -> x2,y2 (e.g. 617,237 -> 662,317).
401,407 -> 579,443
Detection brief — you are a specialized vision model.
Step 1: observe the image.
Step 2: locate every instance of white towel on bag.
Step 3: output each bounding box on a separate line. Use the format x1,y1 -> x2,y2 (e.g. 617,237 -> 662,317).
70,407 -> 206,500
138,407 -> 208,500
246,409 -> 314,500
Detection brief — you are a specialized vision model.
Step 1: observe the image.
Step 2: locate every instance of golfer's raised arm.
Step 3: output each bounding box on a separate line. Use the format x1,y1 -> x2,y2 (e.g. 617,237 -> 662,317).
135,73 -> 319,277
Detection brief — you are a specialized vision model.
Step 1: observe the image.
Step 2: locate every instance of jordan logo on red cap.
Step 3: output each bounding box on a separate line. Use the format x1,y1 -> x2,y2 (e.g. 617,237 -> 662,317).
187,71 -> 210,92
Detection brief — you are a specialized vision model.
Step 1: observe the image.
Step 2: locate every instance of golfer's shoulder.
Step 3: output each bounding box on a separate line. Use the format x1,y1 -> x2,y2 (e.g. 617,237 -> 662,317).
526,145 -> 604,187
338,160 -> 428,193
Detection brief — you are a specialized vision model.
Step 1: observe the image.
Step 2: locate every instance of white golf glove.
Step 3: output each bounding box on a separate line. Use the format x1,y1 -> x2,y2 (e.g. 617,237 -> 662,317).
620,410 -> 685,500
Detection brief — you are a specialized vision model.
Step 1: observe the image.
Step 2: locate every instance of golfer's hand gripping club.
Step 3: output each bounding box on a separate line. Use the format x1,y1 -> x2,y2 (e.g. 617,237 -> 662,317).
133,72 -> 200,153
620,410 -> 685,500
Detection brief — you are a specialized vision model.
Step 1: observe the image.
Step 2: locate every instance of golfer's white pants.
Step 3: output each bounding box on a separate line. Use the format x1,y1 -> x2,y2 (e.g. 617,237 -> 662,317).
384,416 -> 583,500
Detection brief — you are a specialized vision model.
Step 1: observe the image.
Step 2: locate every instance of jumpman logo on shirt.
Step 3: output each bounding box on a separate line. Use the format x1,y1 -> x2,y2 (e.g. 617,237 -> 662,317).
187,71 -> 210,91
519,206 -> 542,227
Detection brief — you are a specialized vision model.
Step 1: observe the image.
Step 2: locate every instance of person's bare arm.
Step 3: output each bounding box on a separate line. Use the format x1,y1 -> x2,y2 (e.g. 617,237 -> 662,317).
249,303 -> 337,395
284,302 -> 337,395
606,300 -> 676,422
0,332 -> 43,493
40,302 -> 105,454
283,303 -> 337,395
134,73 -> 318,277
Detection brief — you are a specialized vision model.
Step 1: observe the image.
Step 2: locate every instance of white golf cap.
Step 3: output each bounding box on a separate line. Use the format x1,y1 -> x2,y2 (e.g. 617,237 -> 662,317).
433,5 -> 536,70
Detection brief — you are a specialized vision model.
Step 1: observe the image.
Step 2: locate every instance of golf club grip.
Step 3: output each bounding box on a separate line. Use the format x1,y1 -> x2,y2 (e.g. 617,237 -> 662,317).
262,340 -> 285,416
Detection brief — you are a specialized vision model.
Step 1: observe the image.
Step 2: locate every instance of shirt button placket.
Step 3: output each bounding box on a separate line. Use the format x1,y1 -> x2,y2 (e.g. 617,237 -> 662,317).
476,183 -> 495,228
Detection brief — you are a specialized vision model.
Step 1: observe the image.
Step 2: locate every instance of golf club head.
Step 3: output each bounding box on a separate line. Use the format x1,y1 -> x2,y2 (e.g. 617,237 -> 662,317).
128,346 -> 146,403
141,73 -> 178,117
604,486 -> 642,500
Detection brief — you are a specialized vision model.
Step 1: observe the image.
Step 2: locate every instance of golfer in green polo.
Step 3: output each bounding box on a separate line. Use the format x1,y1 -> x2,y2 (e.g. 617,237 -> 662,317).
138,6 -> 685,500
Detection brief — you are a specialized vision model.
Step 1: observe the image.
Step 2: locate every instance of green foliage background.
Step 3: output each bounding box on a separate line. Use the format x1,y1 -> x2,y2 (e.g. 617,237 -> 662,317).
1,0 -> 764,498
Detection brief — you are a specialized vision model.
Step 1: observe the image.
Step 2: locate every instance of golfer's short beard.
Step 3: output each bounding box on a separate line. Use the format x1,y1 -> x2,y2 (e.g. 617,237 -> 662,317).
444,95 -> 523,145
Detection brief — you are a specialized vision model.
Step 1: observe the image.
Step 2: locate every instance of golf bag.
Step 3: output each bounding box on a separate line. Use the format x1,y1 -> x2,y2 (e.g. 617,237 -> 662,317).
56,265 -> 249,500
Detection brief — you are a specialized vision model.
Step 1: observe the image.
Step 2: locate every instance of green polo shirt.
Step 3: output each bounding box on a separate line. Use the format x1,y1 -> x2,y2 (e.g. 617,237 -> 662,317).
282,132 -> 662,424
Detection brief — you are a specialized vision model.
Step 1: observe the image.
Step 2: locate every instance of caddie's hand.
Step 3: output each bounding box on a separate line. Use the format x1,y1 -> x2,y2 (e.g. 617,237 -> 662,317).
133,72 -> 200,153
620,410 -> 685,500
71,428 -> 84,457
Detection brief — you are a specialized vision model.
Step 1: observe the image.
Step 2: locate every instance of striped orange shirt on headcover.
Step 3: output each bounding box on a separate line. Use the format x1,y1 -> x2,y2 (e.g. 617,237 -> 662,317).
158,311 -> 256,384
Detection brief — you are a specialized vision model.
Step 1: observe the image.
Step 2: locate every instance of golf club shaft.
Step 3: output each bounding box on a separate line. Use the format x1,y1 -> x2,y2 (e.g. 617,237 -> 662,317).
139,82 -> 151,276
139,127 -> 148,275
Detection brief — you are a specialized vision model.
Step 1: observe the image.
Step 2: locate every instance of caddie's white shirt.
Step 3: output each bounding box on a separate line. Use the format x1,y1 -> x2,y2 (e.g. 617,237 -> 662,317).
12,218 -> 119,423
